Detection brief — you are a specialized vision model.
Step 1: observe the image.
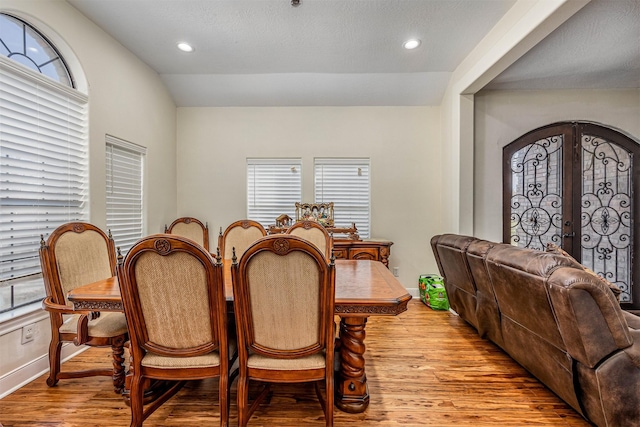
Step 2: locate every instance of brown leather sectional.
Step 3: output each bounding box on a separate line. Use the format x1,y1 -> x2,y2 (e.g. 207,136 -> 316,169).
431,234 -> 640,427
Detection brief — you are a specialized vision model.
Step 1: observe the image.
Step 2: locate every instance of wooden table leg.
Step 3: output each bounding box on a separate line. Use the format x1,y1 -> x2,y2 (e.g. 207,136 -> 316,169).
111,336 -> 126,394
336,316 -> 369,413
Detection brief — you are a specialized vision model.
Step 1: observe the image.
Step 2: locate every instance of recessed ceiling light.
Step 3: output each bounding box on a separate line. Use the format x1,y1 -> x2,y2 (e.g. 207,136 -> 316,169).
177,42 -> 194,52
403,39 -> 421,50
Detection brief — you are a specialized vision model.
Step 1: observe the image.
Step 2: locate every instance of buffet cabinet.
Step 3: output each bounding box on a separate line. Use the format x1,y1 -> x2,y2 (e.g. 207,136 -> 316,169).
268,223 -> 393,268
332,239 -> 393,268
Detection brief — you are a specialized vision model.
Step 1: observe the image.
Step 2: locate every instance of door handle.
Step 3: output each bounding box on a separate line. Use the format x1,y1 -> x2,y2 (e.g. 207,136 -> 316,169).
562,232 -> 575,238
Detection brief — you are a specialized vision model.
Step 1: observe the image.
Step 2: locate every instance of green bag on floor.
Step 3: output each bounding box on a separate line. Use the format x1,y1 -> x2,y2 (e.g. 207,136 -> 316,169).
419,274 -> 449,310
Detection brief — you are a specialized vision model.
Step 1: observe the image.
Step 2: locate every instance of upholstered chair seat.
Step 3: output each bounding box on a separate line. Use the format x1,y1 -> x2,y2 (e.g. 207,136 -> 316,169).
247,352 -> 327,370
59,312 -> 128,337
141,352 -> 221,369
141,337 -> 237,369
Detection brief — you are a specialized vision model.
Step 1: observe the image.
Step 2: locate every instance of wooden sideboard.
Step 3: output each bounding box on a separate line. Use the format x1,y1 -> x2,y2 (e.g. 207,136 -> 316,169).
333,239 -> 393,267
268,223 -> 392,268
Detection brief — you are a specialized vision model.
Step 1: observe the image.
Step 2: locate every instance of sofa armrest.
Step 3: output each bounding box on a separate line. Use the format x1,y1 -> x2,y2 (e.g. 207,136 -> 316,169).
548,267 -> 633,368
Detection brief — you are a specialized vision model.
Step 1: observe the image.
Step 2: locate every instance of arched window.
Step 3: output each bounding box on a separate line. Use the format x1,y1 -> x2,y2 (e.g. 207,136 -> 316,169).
504,122 -> 640,309
0,13 -> 88,313
0,13 -> 73,87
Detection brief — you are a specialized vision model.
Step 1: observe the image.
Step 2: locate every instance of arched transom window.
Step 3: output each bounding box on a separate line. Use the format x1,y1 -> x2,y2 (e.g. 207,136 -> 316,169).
0,12 -> 73,87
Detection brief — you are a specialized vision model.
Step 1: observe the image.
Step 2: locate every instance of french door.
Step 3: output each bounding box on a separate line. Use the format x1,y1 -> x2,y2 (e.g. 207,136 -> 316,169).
503,122 -> 640,310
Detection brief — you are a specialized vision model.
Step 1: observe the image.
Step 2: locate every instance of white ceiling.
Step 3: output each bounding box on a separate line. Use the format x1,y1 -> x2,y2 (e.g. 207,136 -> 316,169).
486,0 -> 640,91
67,0 -> 640,107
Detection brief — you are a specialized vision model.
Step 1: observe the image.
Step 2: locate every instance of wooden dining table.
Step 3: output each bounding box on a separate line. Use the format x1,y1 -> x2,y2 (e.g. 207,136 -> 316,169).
67,259 -> 412,413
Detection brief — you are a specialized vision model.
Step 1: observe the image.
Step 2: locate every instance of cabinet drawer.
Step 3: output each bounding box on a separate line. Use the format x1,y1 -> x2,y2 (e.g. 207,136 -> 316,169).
332,248 -> 348,259
348,248 -> 379,261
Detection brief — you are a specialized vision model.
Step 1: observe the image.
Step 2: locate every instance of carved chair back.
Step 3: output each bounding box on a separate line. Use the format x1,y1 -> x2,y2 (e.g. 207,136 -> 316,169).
119,234 -> 227,359
40,222 -> 116,306
218,220 -> 266,260
165,216 -> 209,251
285,220 -> 333,260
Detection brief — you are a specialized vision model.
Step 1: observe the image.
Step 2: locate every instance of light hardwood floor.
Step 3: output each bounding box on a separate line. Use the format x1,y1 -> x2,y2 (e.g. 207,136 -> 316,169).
0,300 -> 590,426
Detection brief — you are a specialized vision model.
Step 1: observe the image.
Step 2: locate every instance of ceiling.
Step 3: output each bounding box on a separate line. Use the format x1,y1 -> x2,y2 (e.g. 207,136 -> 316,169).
67,0 -> 640,107
485,0 -> 640,91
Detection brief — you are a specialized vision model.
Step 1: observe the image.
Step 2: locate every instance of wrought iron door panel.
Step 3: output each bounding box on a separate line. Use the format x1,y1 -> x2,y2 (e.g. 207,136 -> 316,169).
508,135 -> 563,250
581,134 -> 633,302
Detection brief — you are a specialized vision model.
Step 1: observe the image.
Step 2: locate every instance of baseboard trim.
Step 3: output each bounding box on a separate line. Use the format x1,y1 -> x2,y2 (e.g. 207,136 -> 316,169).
0,344 -> 88,399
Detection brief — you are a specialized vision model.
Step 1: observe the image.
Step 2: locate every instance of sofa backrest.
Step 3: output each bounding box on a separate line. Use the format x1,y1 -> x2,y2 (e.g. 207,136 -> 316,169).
430,234 -> 480,330
484,243 -> 584,412
548,266 -> 633,368
466,239 -> 503,346
485,244 -> 581,350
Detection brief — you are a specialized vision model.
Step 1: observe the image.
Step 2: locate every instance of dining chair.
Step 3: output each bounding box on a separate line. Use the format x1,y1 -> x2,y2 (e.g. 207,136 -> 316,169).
164,216 -> 210,251
39,222 -> 128,393
285,220 -> 333,260
231,235 -> 336,426
117,234 -> 235,427
218,220 -> 266,260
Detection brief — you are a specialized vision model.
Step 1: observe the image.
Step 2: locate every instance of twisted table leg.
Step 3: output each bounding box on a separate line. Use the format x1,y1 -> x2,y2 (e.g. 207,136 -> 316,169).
336,316 -> 369,413
111,336 -> 126,394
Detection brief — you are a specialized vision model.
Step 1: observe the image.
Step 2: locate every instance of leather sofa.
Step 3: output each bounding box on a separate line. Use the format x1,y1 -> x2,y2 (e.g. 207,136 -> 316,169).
431,234 -> 640,427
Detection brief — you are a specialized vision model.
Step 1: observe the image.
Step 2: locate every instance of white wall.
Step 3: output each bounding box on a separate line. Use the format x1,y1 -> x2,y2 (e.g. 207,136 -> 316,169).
0,0 -> 177,395
177,106 -> 443,291
474,88 -> 640,241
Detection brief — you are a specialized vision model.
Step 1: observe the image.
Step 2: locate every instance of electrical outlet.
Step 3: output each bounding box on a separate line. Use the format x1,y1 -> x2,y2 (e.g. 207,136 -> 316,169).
21,323 -> 36,344
392,267 -> 399,277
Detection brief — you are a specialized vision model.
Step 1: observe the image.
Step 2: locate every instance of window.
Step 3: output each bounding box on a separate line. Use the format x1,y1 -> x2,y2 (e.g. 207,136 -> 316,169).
0,14 -> 87,313
247,158 -> 302,227
106,136 -> 146,254
0,13 -> 72,87
315,158 -> 370,238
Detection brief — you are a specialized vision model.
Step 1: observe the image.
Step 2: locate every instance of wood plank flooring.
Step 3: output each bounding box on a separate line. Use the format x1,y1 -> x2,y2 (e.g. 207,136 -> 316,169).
0,300 -> 590,426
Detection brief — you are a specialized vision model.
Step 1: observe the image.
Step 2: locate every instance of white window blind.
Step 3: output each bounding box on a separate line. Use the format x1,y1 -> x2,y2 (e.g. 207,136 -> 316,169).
0,58 -> 88,311
315,158 -> 370,238
106,135 -> 146,254
247,158 -> 301,227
